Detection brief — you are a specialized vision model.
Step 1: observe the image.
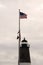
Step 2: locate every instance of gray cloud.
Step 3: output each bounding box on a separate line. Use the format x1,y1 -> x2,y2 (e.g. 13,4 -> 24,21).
0,0 -> 43,65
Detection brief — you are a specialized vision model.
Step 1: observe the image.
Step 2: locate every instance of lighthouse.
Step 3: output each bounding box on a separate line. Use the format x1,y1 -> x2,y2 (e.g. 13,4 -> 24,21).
18,38 -> 31,65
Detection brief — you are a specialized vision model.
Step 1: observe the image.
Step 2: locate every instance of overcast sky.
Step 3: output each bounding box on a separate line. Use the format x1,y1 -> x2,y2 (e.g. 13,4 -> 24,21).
0,0 -> 43,65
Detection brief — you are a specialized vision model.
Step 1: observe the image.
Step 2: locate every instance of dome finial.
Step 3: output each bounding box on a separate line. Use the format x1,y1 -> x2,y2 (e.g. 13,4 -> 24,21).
22,37 -> 27,42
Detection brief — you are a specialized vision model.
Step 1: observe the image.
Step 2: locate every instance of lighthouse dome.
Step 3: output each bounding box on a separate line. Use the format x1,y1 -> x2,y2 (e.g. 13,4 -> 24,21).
21,38 -> 27,42
20,38 -> 30,48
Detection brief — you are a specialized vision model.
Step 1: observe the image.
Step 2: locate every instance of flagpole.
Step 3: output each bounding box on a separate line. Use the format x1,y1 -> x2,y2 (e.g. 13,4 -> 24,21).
19,9 -> 20,49
18,9 -> 20,65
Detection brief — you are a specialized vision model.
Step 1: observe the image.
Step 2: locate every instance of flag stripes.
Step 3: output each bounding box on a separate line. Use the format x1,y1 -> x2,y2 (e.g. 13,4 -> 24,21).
20,12 -> 27,19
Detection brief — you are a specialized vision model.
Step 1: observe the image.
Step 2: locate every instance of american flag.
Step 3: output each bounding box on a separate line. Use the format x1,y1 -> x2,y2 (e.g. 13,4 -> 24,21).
20,12 -> 27,19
